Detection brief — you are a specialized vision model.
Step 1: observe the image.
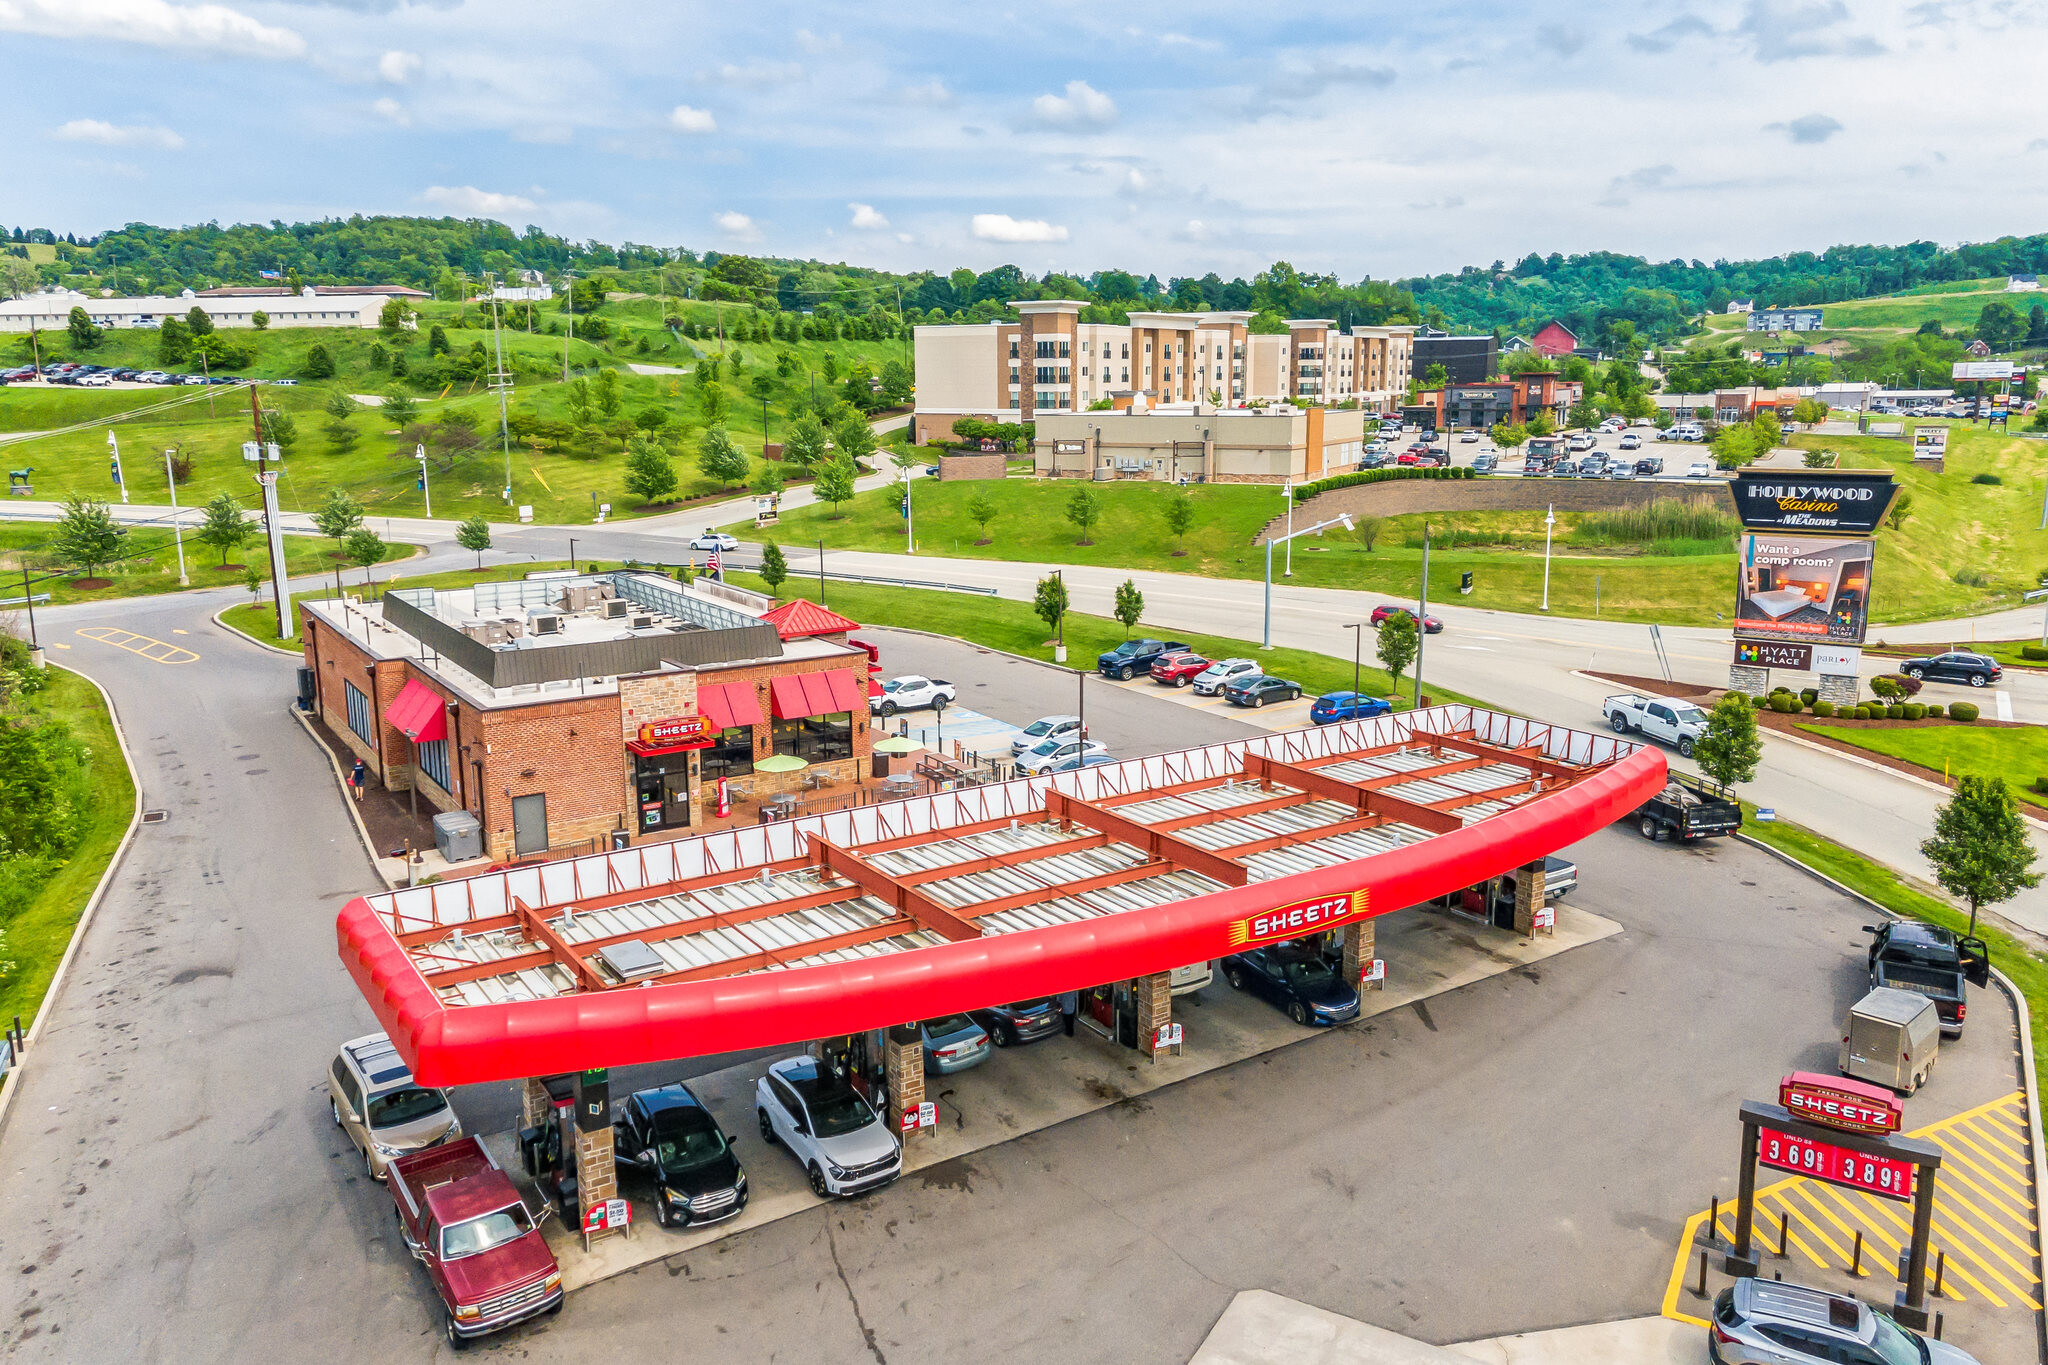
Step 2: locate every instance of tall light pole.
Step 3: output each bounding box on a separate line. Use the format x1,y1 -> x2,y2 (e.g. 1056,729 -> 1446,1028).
106,430 -> 127,503
1263,513 -> 1353,647
486,273 -> 513,505
1540,504 -> 1556,612
1344,622 -> 1363,696
415,444 -> 431,519
1283,480 -> 1295,577
163,446 -> 187,585
562,268 -> 575,383
1414,521 -> 1431,711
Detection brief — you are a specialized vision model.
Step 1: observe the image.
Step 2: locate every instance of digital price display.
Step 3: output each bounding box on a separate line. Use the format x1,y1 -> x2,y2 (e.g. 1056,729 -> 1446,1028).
1760,1126 -> 1915,1201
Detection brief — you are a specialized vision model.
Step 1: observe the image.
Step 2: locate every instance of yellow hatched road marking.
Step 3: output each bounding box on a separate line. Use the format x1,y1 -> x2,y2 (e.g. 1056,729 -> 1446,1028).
74,626 -> 198,664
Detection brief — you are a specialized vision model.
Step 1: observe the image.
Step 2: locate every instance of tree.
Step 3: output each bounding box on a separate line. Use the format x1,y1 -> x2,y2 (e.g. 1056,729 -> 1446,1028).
832,412 -> 877,466
1112,578 -> 1144,636
2029,303 -> 2048,347
782,412 -> 829,466
325,418 -> 359,456
1489,421 -> 1528,448
1921,774 -> 2043,936
1162,493 -> 1193,554
1790,397 -> 1828,428
259,408 -> 299,455
759,540 -> 789,596
197,492 -> 254,567
1352,515 -> 1386,553
1032,573 -> 1069,639
185,305 -> 214,337
157,315 -> 191,364
1526,412 -> 1555,438
1065,485 -> 1101,545
1375,611 -> 1418,702
456,513 -> 493,568
379,298 -> 412,333
312,488 -> 365,544
752,461 -> 785,498
344,527 -> 388,588
700,382 -> 730,424
251,310 -> 269,330
623,434 -> 679,503
593,367 -> 623,419
1692,692 -> 1762,791
1567,399 -> 1599,431
0,256 -> 39,300
50,496 -> 126,580
565,376 -> 593,424
796,455 -> 849,517
1710,424 -> 1760,470
427,324 -> 449,356
1752,409 -> 1783,449
380,390 -> 418,425
243,563 -> 264,602
324,390 -> 359,422
66,306 -> 100,350
1423,363 -> 1449,387
1975,300 -> 2026,352
303,344 -> 335,379
698,426 -> 750,487
1885,491 -> 1914,531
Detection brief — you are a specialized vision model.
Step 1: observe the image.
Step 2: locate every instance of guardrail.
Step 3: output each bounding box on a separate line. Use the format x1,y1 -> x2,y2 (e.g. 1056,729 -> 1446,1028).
710,560 -> 999,597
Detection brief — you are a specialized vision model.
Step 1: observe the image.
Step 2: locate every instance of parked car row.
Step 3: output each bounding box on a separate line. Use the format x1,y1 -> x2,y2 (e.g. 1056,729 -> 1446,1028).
0,362 -> 252,386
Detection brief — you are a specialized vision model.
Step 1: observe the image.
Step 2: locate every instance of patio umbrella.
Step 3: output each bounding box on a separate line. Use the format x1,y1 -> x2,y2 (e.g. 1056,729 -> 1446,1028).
755,754 -> 810,773
872,735 -> 923,754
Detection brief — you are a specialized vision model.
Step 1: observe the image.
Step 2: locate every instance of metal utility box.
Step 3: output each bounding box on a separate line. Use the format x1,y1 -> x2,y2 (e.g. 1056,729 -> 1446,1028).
1839,987 -> 1940,1094
295,666 -> 317,712
432,810 -> 483,864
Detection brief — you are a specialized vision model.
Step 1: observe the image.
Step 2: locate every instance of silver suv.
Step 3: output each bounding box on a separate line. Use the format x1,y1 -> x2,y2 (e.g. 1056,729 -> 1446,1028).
755,1055 -> 901,1198
328,1032 -> 461,1180
1710,1279 -> 1979,1364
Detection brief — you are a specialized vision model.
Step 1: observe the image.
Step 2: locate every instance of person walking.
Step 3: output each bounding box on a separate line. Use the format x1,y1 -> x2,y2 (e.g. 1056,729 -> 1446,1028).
1059,989 -> 1079,1037
349,758 -> 368,802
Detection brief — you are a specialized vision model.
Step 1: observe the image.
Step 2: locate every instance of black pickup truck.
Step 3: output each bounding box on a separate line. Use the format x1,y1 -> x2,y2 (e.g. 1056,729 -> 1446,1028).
1867,920 -> 1990,1037
1097,639 -> 1190,681
1632,771 -> 1742,842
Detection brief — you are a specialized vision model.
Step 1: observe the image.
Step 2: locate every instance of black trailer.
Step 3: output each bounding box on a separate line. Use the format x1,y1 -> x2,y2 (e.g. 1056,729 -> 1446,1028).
1634,771 -> 1741,842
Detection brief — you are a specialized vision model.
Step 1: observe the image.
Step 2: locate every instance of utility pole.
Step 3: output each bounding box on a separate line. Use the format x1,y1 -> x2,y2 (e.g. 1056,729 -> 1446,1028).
817,538 -> 825,604
163,446 -> 187,585
1053,568 -> 1066,664
246,384 -> 291,640
1415,522 -> 1430,711
1540,504 -> 1556,612
487,275 -> 513,504
106,429 -> 126,503
562,268 -> 575,383
1345,622 -> 1362,696
415,444 -> 432,518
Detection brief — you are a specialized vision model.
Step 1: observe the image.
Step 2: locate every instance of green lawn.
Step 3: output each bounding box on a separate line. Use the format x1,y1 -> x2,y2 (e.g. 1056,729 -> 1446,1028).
0,665 -> 136,1030
1742,810 -> 2048,1098
219,557 -> 627,650
1796,721 -> 2048,807
0,523 -> 388,607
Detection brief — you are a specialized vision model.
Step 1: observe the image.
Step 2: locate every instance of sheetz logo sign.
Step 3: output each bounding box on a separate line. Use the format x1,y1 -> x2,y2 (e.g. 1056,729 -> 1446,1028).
1779,1072 -> 1902,1135
639,715 -> 713,746
1228,890 -> 1370,948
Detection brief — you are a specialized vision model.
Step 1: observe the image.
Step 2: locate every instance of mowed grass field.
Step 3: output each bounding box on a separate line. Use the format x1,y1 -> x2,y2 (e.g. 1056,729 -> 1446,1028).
0,521 -> 387,606
1797,721 -> 2048,810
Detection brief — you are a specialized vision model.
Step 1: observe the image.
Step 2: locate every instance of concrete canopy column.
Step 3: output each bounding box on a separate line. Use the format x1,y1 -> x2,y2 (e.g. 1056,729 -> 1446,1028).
1134,970 -> 1172,1058
883,1025 -> 926,1142
1512,859 -> 1550,938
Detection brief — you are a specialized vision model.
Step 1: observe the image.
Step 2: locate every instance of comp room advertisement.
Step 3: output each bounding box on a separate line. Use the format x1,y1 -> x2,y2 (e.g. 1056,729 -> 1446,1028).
1736,534 -> 1874,644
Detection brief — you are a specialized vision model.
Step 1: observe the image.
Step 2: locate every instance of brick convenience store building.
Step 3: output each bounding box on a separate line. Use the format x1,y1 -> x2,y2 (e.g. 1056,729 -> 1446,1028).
299,571 -> 876,861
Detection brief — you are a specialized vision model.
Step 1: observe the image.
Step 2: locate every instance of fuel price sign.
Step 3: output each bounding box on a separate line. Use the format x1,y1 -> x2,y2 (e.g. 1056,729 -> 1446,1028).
1759,1126 -> 1915,1201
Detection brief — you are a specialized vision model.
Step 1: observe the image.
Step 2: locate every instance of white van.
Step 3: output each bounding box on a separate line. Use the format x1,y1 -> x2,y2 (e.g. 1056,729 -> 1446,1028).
1170,961 -> 1213,997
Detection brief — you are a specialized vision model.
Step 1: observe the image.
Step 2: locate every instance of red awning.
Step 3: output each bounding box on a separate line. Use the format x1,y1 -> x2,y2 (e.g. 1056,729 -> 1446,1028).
770,671 -> 864,720
768,676 -> 812,720
823,670 -> 865,713
698,681 -> 763,733
383,678 -> 447,743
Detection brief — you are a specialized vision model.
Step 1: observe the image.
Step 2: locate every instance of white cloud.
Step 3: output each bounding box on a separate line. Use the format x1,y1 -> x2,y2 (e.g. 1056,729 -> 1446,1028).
1739,0 -> 1883,62
848,202 -> 889,230
972,213 -> 1068,244
899,78 -> 952,106
371,97 -> 409,126
668,104 -> 716,134
715,210 -> 761,241
0,0 -> 305,58
704,60 -> 803,87
1766,113 -> 1844,143
421,185 -> 537,217
794,28 -> 838,53
1031,79 -> 1117,129
377,49 -> 419,84
54,118 -> 184,149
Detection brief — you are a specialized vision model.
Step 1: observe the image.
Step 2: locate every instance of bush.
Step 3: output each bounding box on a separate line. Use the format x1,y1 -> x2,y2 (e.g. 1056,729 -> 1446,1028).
2024,645 -> 2048,662
1924,703 -> 1944,717
1971,473 -> 2003,485
1771,685 -> 1793,697
1750,694 -> 1768,708
2035,776 -> 2048,795
1886,703 -> 1906,720
1952,567 -> 1991,587
1770,694 -> 1799,713
1872,673 -> 1921,698
1799,688 -> 1818,707
1811,700 -> 1835,718
1903,703 -> 1925,720
1949,701 -> 1980,722
1852,705 -> 1870,720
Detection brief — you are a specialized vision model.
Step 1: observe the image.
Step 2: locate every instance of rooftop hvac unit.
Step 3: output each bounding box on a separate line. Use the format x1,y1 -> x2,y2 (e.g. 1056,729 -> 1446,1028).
462,620 -> 510,645
527,608 -> 563,635
602,599 -> 630,620
629,614 -> 654,630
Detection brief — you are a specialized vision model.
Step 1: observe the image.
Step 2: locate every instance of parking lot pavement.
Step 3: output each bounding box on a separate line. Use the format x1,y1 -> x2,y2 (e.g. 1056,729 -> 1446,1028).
1090,670 -> 1321,731
875,702 -> 1019,757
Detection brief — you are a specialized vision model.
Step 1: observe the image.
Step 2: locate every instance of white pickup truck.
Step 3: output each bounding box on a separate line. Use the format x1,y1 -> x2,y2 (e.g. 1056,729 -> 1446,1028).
871,675 -> 957,716
1601,693 -> 1708,756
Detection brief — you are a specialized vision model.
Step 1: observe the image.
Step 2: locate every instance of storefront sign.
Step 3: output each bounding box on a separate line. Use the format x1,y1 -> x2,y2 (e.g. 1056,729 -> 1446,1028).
637,715 -> 713,749
1911,426 -> 1948,462
583,1198 -> 632,1233
1736,533 -> 1875,645
715,777 -> 731,819
1760,1126 -> 1915,1201
1736,640 -> 1811,670
1779,1073 -> 1903,1135
1730,471 -> 1897,533
1226,889 -> 1369,950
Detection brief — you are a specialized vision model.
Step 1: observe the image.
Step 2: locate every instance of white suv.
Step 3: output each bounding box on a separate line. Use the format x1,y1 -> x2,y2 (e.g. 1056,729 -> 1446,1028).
1192,658 -> 1258,696
755,1056 -> 902,1198
1012,714 -> 1082,755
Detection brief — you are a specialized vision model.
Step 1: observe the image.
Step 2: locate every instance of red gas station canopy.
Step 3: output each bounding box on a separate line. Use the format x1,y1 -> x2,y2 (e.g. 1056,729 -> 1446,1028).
338,708 -> 1666,1087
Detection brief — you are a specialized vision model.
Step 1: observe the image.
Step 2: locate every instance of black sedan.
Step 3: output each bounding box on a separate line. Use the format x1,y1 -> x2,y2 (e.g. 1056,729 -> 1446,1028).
611,1083 -> 749,1229
1899,651 -> 2001,688
970,998 -> 1063,1046
1222,945 -> 1361,1026
1222,674 -> 1302,708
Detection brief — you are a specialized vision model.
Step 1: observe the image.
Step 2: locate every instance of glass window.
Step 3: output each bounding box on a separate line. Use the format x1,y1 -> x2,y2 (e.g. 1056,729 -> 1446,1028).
344,680 -> 374,745
774,712 -> 852,762
368,1086 -> 448,1130
702,725 -> 754,780
416,737 -> 450,791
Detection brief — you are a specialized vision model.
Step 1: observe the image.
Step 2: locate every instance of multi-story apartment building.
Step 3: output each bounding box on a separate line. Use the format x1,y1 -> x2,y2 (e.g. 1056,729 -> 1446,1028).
912,301 -> 1413,444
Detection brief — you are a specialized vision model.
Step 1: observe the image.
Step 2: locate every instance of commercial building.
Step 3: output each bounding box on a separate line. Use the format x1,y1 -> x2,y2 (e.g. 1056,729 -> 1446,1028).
1411,371 -> 1582,430
911,300 -> 1412,443
195,284 -> 431,299
298,570 -> 875,861
1748,308 -> 1824,333
0,285 -> 399,332
2007,275 -> 2039,293
1033,403 -> 1369,484
1410,332 -> 1498,385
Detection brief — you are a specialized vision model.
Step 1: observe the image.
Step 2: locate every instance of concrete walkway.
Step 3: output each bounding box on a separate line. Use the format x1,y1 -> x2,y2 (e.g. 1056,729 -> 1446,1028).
1192,1292 -> 1697,1365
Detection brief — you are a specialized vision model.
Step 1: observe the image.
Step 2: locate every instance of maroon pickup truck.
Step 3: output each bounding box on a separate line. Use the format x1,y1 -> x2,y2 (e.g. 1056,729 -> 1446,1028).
388,1137 -> 563,1348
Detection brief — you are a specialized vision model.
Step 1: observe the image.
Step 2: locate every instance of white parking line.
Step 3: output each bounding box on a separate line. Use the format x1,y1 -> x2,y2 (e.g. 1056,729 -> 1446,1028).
1997,690 -> 2015,722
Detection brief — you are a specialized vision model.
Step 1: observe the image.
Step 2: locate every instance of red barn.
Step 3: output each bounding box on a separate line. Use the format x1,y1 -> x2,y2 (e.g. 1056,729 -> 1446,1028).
1531,320 -> 1579,357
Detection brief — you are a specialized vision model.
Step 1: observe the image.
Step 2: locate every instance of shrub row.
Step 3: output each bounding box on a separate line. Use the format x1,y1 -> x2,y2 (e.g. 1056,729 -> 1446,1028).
1291,466 -> 1477,501
1750,691 -> 1976,723
2023,644 -> 2048,662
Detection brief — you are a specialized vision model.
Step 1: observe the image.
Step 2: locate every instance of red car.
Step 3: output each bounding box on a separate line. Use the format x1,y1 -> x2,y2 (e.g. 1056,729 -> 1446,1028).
1149,651 -> 1211,687
1395,450 -> 1421,466
1370,604 -> 1444,634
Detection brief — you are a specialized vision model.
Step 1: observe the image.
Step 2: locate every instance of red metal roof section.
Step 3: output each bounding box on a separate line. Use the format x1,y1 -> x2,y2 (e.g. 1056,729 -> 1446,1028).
760,598 -> 861,640
337,709 -> 1667,1087
383,678 -> 447,743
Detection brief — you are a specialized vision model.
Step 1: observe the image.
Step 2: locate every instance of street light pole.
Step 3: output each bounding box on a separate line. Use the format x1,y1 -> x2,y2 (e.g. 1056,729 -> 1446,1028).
1264,512 -> 1355,648
415,444 -> 431,519
1283,481 -> 1294,577
107,430 -> 126,503
1540,503 -> 1556,612
1344,622 -> 1363,696
569,538 -> 579,574
163,446 -> 187,585
1415,522 -> 1431,711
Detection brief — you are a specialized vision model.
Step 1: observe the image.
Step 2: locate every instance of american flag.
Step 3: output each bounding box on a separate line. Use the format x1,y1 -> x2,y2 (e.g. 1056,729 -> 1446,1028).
706,549 -> 721,578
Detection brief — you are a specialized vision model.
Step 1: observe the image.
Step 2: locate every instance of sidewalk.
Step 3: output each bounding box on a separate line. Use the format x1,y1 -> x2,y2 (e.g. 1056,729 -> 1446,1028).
1191,1292 -> 1697,1365
492,899 -> 1623,1292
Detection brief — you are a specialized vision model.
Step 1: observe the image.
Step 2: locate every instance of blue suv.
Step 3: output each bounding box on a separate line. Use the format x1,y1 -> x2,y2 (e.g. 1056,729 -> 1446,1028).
1310,692 -> 1392,725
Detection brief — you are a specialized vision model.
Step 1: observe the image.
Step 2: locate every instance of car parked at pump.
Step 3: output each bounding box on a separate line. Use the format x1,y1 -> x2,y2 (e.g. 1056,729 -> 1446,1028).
1370,604 -> 1444,634
388,1138 -> 563,1347
1310,691 -> 1393,724
1012,714 -> 1082,754
328,1031 -> 461,1180
1708,1278 -> 1981,1364
1150,650 -> 1211,686
1222,943 -> 1361,1026
611,1084 -> 748,1230
971,999 -> 1063,1047
1016,735 -> 1109,775
756,1055 -> 903,1198
1192,657 -> 1259,696
1098,637 -> 1190,681
1223,674 -> 1302,708
1898,651 -> 2000,688
918,1013 -> 992,1074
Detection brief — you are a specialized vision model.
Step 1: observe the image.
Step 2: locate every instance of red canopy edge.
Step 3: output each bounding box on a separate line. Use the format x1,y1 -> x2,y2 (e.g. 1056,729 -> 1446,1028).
339,744 -> 1667,1087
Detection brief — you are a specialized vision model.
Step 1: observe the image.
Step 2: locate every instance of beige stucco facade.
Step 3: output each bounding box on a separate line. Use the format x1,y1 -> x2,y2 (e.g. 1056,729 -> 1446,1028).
1032,406 -> 1368,485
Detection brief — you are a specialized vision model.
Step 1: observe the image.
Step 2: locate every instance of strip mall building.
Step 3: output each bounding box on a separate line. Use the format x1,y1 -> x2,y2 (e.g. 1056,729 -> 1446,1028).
299,571 -> 875,861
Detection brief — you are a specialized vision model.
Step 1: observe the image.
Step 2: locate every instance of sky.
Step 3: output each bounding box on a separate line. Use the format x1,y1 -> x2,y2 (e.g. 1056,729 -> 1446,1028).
5,0 -> 2047,282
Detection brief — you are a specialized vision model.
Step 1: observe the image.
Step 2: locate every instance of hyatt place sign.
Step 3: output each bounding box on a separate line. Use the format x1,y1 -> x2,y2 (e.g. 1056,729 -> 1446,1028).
1731,470 -> 1897,535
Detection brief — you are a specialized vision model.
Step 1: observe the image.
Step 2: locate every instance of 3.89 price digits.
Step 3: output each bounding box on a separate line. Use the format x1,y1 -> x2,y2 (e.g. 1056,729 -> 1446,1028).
1760,1128 -> 1913,1200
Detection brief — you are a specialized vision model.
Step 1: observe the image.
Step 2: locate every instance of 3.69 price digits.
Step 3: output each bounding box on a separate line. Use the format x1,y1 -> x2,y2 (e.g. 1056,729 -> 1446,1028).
1760,1128 -> 1913,1200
